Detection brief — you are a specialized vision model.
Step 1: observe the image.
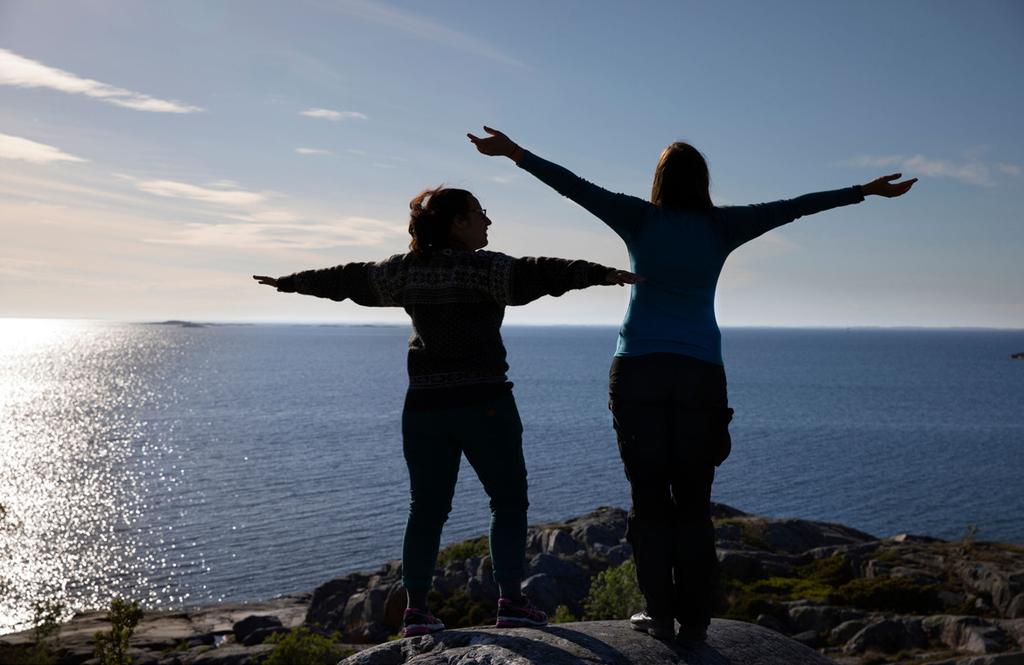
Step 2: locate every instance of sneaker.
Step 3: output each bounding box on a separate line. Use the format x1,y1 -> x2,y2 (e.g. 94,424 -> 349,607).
402,608 -> 445,637
629,611 -> 674,640
495,596 -> 548,628
676,624 -> 708,646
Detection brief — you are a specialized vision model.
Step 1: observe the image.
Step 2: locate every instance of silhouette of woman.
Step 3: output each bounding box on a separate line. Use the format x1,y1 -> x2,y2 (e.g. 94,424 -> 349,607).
469,127 -> 916,643
254,185 -> 640,637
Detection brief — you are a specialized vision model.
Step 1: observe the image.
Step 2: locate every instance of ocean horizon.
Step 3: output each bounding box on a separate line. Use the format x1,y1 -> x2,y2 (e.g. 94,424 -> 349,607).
1,320 -> 1022,634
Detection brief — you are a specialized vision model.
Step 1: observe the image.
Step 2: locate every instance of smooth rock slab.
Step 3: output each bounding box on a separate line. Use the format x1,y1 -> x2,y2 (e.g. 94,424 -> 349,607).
339,619 -> 836,665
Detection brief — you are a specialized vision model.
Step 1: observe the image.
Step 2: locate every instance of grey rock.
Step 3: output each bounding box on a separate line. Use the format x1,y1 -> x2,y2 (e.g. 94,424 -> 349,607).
787,605 -> 867,636
192,643 -> 274,665
829,619 -> 868,645
924,615 -> 1011,654
754,613 -> 789,634
538,528 -> 580,556
339,618 -> 837,665
791,630 -> 822,648
843,617 -> 927,654
927,652 -> 1024,665
1010,593 -> 1024,619
308,573 -> 373,630
232,615 -> 282,645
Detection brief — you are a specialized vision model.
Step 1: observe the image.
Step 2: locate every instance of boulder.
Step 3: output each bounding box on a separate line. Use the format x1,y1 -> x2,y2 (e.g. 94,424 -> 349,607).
231,615 -> 283,645
843,617 -> 927,654
338,618 -> 836,664
923,615 -> 1011,654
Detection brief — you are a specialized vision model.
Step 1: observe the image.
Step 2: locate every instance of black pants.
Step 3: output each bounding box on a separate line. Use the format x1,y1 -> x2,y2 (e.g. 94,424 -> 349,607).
609,353 -> 733,628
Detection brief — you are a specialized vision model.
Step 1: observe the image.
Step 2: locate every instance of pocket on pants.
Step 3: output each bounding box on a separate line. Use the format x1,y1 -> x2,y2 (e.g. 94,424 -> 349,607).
681,406 -> 734,467
710,406 -> 734,466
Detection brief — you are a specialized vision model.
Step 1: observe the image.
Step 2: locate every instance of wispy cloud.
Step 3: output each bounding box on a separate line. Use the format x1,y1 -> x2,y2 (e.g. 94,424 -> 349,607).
0,48 -> 203,113
841,154 -> 998,187
328,0 -> 524,67
997,163 -> 1022,177
295,147 -> 332,155
0,132 -> 87,164
147,217 -> 405,250
134,179 -> 267,206
300,108 -> 367,121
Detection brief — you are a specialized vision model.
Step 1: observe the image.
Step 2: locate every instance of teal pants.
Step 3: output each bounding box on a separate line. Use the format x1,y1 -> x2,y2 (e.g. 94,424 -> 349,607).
401,391 -> 529,590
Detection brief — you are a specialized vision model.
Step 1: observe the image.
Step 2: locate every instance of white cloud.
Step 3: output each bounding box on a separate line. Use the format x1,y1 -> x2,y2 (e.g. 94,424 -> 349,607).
997,163 -> 1022,177
147,217 -> 405,250
0,48 -> 203,113
329,0 -> 524,67
0,132 -> 87,164
300,108 -> 367,121
295,147 -> 332,155
346,148 -> 367,156
842,154 -> 995,186
135,179 -> 266,206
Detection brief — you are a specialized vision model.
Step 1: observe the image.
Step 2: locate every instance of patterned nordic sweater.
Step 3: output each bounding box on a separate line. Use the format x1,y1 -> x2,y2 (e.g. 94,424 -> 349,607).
275,249 -> 614,407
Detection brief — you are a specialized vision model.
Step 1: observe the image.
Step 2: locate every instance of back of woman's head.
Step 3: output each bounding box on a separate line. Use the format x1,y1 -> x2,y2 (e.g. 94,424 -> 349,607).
650,142 -> 713,213
408,186 -> 473,254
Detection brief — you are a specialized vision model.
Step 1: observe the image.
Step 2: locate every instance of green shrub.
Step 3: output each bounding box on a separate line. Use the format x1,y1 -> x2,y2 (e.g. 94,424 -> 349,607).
582,560 -> 644,620
795,555 -> 855,587
263,627 -> 354,665
831,577 -> 941,613
436,537 -> 490,567
93,599 -> 143,665
551,605 -> 577,623
426,589 -> 492,628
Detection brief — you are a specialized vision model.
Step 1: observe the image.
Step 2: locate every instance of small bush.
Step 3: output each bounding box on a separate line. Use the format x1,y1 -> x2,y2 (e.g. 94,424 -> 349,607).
436,537 -> 490,567
93,599 -> 143,665
582,560 -> 644,620
795,555 -> 855,587
831,577 -> 941,613
551,605 -> 577,623
264,627 -> 354,665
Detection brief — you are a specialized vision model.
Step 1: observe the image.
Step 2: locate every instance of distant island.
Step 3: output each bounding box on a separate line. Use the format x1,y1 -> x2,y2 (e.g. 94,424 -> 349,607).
146,320 -> 205,328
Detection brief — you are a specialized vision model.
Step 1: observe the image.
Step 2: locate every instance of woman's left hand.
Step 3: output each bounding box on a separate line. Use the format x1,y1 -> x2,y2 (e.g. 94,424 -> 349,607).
467,126 -> 522,161
253,275 -> 278,288
606,270 -> 644,286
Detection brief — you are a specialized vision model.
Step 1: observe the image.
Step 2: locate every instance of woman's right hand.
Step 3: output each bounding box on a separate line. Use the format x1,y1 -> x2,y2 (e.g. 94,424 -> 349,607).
862,173 -> 918,198
252,275 -> 278,288
467,126 -> 524,162
606,270 -> 645,286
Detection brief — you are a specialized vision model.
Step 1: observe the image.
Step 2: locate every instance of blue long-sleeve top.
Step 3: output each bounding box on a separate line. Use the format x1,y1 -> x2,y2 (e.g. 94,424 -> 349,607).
518,151 -> 865,365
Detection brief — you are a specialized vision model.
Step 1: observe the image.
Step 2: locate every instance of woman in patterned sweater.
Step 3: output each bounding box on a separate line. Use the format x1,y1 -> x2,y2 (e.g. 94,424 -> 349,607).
254,186 -> 639,636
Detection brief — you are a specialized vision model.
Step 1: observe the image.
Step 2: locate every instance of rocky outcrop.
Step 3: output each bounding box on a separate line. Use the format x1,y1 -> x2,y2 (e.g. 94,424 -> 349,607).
339,619 -> 835,665
3,504 -> 1023,665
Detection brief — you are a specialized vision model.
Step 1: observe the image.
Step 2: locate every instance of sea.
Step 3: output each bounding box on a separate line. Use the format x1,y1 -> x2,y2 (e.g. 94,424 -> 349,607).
1,320 -> 1022,633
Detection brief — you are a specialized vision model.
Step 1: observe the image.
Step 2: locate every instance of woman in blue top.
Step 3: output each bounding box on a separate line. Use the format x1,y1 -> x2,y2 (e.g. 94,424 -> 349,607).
469,126 -> 916,644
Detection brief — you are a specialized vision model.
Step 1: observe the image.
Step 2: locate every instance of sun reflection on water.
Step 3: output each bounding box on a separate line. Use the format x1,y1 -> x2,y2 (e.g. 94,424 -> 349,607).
0,320 -> 200,633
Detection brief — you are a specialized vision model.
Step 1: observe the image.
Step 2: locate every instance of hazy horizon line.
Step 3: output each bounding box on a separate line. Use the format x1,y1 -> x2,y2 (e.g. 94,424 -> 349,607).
3,317 -> 1023,333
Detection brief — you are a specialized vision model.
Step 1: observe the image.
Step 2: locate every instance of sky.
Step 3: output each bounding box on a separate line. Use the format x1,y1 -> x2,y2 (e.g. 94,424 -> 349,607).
1,0 -> 1021,327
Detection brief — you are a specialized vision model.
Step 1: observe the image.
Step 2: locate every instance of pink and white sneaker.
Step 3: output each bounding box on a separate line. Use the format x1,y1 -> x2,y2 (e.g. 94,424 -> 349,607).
495,596 -> 548,628
402,608 -> 445,637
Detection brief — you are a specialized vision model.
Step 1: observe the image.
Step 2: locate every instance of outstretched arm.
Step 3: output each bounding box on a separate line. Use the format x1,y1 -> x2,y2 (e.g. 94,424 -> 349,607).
468,126 -> 650,241
252,260 -> 398,306
721,173 -> 917,250
494,254 -> 642,306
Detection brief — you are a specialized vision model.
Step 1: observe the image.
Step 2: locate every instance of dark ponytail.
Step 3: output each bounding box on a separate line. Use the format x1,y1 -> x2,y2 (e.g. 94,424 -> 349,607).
408,186 -> 473,255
